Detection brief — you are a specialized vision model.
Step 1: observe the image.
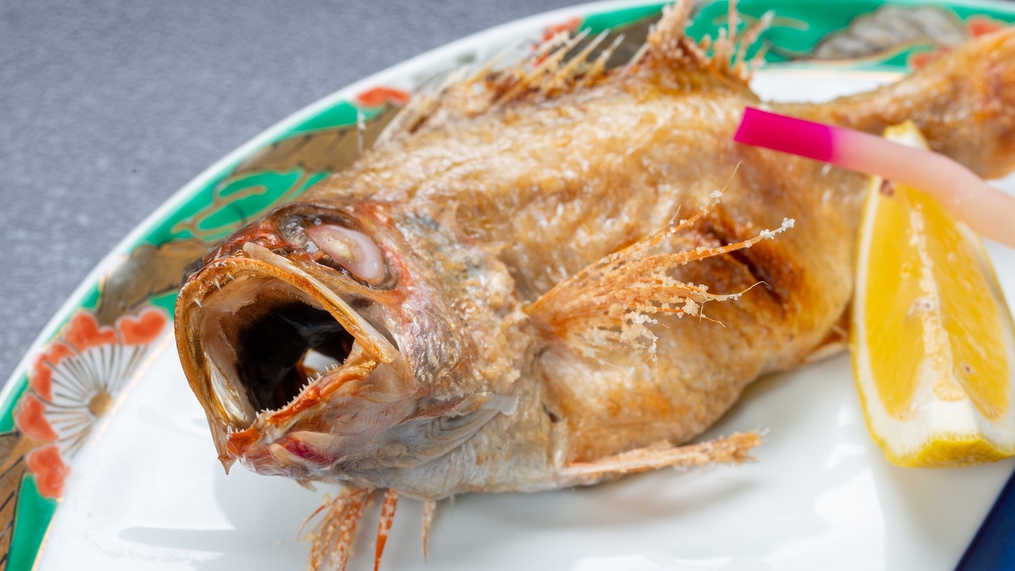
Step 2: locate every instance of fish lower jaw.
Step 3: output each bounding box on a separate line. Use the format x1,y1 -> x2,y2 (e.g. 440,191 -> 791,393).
221,356 -> 379,455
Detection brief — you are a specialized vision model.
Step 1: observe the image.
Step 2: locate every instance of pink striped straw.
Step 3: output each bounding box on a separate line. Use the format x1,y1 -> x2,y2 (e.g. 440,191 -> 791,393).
734,107 -> 1015,248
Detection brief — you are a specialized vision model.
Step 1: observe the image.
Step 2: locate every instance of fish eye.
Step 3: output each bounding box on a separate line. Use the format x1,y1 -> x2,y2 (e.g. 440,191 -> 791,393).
306,223 -> 384,283
276,208 -> 389,287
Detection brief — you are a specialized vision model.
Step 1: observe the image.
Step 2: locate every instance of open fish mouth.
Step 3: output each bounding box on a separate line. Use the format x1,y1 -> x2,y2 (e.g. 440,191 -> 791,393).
209,283 -> 356,417
175,233 -> 405,470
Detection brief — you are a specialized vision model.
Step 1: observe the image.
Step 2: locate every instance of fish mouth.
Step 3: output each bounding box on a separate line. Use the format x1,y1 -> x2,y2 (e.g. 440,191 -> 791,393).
175,242 -> 404,465
219,292 -> 354,415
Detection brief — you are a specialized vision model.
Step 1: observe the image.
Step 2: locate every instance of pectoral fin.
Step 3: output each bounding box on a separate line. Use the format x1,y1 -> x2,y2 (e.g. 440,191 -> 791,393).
527,192 -> 793,359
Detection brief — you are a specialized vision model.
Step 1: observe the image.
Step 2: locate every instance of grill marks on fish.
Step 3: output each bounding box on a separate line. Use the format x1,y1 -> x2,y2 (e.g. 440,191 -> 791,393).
700,214 -> 792,306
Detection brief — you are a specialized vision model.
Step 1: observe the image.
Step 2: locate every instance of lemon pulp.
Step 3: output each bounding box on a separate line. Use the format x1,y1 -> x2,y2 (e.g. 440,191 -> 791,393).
851,121 -> 1015,467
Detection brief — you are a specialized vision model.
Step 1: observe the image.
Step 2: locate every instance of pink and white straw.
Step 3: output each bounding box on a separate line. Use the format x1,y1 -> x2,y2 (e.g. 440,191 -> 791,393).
734,107 -> 1015,248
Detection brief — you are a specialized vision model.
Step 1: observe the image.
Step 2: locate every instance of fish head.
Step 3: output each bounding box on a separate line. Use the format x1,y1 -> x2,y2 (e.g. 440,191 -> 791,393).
175,200 -> 519,484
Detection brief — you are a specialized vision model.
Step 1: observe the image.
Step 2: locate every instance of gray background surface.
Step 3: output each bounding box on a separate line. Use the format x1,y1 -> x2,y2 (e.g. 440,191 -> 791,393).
0,0 -> 578,384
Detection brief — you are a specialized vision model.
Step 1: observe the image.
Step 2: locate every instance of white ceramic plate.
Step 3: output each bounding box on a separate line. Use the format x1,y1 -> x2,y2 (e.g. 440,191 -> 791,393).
7,2 -> 1015,569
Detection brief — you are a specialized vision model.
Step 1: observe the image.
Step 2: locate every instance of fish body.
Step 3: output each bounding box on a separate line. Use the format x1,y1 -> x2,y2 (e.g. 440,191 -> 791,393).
174,1 -> 1015,550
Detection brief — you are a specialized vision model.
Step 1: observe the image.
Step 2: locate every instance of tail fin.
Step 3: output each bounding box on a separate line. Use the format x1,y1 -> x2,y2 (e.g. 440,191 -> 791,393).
777,26 -> 1015,180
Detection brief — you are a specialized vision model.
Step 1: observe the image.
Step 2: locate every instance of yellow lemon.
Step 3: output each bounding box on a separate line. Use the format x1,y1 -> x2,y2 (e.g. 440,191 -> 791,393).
851,121 -> 1015,467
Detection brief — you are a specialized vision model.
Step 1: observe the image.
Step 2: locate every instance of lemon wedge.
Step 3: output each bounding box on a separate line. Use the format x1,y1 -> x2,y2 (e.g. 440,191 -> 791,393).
851,121 -> 1015,467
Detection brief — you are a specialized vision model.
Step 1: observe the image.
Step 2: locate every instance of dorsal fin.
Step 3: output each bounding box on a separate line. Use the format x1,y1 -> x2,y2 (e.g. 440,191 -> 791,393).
378,0 -> 771,144
642,0 -> 773,83
377,28 -> 626,142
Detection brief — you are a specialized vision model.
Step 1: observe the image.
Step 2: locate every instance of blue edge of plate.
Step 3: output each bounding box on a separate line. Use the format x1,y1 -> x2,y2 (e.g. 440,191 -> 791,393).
958,469 -> 1015,568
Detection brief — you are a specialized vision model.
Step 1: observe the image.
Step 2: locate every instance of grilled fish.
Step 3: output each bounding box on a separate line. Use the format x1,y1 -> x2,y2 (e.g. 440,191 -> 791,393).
174,2 -> 1015,568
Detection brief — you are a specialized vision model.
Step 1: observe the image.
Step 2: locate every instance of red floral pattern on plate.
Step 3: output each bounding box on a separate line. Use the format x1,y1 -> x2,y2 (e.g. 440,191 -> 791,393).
15,395 -> 58,442
355,87 -> 411,108
542,16 -> 581,42
17,306 -> 168,499
26,445 -> 70,499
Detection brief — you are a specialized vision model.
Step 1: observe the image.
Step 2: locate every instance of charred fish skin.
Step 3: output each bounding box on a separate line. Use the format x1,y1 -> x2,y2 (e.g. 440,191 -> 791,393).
175,2 -> 1015,502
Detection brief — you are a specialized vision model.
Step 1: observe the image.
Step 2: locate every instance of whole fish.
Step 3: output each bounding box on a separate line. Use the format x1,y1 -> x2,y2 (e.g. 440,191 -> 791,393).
174,2 -> 1015,568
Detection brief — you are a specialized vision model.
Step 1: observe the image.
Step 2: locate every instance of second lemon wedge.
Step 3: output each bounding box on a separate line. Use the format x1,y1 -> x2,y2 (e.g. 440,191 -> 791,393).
851,121 -> 1015,467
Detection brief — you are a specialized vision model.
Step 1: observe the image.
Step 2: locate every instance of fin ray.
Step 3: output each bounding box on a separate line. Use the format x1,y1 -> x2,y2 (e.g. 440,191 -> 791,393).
377,0 -> 771,145
302,487 -> 372,571
560,431 -> 761,486
528,190 -> 794,359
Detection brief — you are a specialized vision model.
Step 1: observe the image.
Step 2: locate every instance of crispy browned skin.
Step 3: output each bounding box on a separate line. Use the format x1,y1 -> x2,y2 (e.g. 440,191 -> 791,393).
304,30 -> 1015,475
175,7 -> 1015,507
317,68 -> 842,473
